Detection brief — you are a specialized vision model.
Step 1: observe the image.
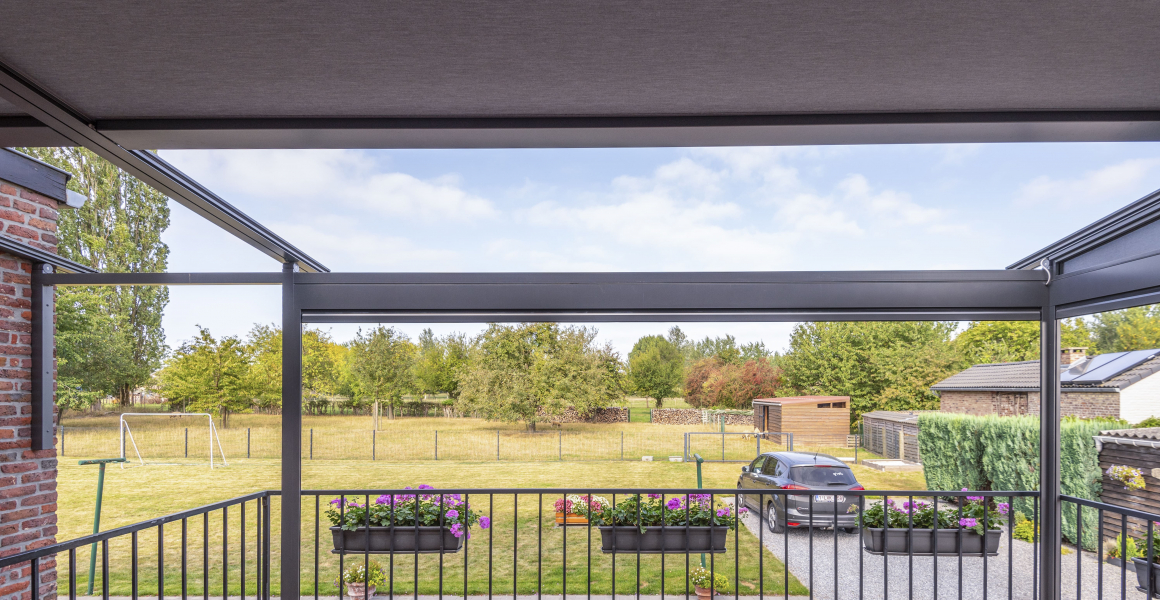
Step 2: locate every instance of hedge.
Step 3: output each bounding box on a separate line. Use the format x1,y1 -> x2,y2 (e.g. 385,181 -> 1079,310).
917,413 -> 1124,550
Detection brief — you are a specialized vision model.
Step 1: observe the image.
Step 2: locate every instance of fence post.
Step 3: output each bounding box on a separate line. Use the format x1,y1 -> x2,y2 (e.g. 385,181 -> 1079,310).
789,432 -> 794,452
558,430 -> 561,461
310,429 -> 313,460
621,431 -> 624,460
59,425 -> 63,456
435,430 -> 439,460
496,431 -> 500,461
855,434 -> 859,464
247,428 -> 251,459
372,430 -> 376,461
722,431 -> 726,461
757,433 -> 760,456
184,428 -> 188,458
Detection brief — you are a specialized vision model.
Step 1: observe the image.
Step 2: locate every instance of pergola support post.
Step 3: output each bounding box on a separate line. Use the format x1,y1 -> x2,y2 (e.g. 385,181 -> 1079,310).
280,261 -> 302,599
30,263 -> 53,451
1039,301 -> 1061,600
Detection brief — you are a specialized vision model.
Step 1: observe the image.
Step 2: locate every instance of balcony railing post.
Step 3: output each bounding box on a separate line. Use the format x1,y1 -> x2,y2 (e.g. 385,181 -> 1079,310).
1040,303 -> 1061,600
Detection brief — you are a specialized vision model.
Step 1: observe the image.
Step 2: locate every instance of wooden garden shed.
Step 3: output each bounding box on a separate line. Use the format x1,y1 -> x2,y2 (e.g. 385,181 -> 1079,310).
752,396 -> 851,444
1095,427 -> 1160,540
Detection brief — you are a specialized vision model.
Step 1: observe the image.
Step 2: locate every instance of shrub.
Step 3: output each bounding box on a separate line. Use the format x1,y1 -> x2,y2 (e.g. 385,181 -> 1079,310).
917,413 -> 1124,550
1013,519 -> 1037,543
1105,535 -> 1140,560
342,560 -> 386,586
690,567 -> 730,592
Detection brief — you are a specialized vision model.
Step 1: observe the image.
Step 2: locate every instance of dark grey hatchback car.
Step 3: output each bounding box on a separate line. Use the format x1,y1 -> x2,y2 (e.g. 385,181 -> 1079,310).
737,451 -> 863,533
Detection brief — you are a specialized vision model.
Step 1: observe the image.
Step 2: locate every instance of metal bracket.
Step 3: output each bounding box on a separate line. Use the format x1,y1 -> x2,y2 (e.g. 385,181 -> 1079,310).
1038,258 -> 1052,286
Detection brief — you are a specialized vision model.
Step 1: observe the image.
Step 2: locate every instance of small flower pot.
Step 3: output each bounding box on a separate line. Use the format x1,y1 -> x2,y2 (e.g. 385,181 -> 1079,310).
1131,558 -> 1160,597
344,582 -> 375,599
555,511 -> 588,526
598,526 -> 728,554
331,526 -> 463,554
694,586 -> 715,600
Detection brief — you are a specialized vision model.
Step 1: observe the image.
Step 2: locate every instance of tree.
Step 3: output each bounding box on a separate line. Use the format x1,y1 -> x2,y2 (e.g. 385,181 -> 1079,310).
684,357 -> 781,408
1090,305 -> 1160,353
457,323 -> 613,430
955,319 -> 1094,364
20,147 -> 170,405
241,325 -> 347,412
778,321 -> 961,428
413,329 -> 470,399
628,335 -> 683,408
156,327 -> 250,426
348,326 -> 416,418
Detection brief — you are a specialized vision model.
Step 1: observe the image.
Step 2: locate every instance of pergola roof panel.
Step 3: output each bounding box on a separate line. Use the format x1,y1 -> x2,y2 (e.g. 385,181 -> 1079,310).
0,2 -> 1156,123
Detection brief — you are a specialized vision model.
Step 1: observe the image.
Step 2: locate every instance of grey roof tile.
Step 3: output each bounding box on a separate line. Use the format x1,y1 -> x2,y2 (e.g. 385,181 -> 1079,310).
931,355 -> 1160,392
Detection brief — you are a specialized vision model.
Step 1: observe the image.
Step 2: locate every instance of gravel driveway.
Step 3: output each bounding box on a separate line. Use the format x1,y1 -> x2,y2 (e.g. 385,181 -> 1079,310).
739,511 -> 1153,600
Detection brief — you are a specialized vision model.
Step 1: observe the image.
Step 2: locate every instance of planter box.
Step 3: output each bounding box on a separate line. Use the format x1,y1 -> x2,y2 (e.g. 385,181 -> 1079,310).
1131,558 -> 1159,597
598,526 -> 727,554
330,526 -> 463,554
555,512 -> 588,526
1107,557 -> 1137,572
862,528 -> 1001,556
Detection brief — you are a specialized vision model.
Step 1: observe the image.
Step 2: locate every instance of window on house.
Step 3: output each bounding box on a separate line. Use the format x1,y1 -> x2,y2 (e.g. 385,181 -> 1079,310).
817,403 -> 831,408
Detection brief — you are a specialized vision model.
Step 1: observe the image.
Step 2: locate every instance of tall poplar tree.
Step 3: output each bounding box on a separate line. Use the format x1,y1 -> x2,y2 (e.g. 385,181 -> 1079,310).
19,147 -> 170,405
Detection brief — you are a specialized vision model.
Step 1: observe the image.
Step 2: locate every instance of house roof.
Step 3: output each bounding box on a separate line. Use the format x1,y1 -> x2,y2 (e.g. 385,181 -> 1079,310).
1098,427 -> 1160,441
753,396 -> 849,406
862,410 -> 927,424
932,351 -> 1160,393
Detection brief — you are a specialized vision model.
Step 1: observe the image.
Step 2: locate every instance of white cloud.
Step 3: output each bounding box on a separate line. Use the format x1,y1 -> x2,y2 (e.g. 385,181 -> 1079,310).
164,149 -> 496,222
1017,158 -> 1160,207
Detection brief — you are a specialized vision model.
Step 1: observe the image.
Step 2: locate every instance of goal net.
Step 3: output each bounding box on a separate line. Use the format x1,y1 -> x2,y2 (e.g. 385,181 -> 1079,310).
119,413 -> 228,469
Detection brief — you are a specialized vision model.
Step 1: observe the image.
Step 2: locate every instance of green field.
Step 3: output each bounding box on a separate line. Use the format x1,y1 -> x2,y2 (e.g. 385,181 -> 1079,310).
54,412 -> 920,596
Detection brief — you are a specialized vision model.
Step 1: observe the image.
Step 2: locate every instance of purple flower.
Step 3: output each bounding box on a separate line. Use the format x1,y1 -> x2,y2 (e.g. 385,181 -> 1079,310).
996,503 -> 1010,515
375,495 -> 391,505
716,507 -> 731,517
450,523 -> 463,538
959,518 -> 978,528
666,498 -> 683,510
329,498 -> 342,505
479,516 -> 491,529
418,484 -> 435,490
446,509 -> 459,519
739,507 -> 748,513
648,493 -> 662,499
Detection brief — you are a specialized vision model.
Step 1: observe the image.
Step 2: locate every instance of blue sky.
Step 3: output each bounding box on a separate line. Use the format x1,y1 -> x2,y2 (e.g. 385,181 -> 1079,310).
156,143 -> 1160,356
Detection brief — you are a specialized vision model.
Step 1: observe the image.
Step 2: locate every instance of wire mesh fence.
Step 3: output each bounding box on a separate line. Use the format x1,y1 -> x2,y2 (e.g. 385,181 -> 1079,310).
59,426 -> 829,462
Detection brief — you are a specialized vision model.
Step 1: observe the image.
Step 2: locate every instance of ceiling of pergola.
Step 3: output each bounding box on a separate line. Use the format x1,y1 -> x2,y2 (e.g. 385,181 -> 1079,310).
1,1 -> 1158,148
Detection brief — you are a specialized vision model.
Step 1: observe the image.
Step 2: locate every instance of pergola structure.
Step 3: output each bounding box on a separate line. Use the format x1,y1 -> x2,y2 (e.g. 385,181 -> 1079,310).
0,4 -> 1159,599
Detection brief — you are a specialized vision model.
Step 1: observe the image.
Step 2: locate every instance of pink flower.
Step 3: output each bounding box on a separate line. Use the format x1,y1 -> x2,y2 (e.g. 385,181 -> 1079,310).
648,493 -> 662,499
716,507 -> 731,517
996,503 -> 1010,515
959,518 -> 977,528
446,509 -> 459,519
739,507 -> 748,514
449,523 -> 464,538
666,498 -> 683,510
479,516 -> 491,529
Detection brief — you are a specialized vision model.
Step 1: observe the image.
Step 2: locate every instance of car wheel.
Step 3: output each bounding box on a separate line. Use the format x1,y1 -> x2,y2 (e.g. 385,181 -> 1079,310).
766,502 -> 784,533
843,527 -> 857,534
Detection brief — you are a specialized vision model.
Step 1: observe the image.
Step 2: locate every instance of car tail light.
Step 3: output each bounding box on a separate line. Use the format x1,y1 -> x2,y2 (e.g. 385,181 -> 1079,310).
787,522 -> 801,527
849,485 -> 865,491
782,484 -> 809,490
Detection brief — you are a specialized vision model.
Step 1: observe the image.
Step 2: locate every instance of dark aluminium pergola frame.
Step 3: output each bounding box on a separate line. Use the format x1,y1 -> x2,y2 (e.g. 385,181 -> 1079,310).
5,37 -> 1160,597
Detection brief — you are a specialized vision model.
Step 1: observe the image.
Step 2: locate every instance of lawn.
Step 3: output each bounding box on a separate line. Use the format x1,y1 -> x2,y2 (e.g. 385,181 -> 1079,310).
59,459 -> 863,596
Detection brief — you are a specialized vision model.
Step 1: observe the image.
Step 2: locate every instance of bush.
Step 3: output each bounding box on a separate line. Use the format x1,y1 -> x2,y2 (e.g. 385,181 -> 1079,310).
917,413 -> 1124,550
1013,518 -> 1037,543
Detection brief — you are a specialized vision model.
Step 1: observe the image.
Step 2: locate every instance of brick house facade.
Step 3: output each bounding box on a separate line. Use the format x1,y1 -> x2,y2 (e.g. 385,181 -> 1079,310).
0,150 -> 78,600
933,348 -> 1158,422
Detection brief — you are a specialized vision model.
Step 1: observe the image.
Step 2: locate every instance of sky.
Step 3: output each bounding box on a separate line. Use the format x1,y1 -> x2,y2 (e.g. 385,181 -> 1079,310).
155,142 -> 1160,356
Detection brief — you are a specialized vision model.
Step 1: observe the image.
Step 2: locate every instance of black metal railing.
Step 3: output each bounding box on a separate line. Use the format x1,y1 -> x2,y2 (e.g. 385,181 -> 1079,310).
0,491 -> 273,600
4,487 -> 1127,600
1060,495 -> 1158,600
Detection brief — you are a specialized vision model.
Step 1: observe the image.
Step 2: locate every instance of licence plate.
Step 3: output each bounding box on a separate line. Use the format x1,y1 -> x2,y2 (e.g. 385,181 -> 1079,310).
813,495 -> 845,502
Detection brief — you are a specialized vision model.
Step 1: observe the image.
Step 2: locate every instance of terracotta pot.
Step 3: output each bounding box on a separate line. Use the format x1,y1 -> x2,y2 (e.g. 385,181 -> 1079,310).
345,582 -> 376,599
555,511 -> 588,526
694,586 -> 715,600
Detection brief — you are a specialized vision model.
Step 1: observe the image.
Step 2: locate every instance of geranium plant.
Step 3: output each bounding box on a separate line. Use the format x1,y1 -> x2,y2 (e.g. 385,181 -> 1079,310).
325,484 -> 491,539
1106,465 -> 1145,491
554,494 -> 609,514
849,491 -> 1007,536
341,560 -> 386,586
582,493 -> 745,532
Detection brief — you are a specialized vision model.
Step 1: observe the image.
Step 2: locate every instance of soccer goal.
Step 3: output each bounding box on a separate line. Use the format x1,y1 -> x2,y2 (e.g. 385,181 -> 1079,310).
119,413 -> 228,469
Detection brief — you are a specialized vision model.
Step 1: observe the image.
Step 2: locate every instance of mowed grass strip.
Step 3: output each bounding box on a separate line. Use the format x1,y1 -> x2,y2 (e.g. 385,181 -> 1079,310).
59,459 -> 855,596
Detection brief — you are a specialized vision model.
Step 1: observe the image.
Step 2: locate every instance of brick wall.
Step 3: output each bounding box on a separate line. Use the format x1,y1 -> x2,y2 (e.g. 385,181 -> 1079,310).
0,181 -> 59,600
940,389 -> 1120,419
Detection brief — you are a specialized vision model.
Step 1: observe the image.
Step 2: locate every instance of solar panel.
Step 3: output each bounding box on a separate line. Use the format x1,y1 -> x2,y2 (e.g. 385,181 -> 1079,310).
1062,350 -> 1158,384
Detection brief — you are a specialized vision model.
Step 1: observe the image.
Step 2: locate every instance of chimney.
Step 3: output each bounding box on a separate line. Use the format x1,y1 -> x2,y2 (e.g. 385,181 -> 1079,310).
1061,347 -> 1087,366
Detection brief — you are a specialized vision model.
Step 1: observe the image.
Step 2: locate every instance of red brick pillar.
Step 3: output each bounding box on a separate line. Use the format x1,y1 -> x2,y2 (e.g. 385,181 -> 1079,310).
0,178 -> 61,600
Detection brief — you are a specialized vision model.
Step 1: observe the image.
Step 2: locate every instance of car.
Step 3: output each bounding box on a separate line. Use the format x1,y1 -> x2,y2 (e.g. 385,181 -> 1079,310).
737,451 -> 864,534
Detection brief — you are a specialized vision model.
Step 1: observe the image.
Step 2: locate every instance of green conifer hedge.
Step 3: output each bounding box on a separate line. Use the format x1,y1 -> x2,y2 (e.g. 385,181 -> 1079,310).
917,413 -> 1124,549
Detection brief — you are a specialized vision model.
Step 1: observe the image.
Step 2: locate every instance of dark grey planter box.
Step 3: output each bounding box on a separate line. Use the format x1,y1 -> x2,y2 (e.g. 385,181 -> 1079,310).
330,526 -> 463,554
862,528 -> 1001,556
1131,558 -> 1159,597
598,526 -> 727,554
1106,557 -> 1136,572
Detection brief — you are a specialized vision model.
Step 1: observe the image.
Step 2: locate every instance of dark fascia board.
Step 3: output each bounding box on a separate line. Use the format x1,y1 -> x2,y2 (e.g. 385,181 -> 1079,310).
97,111 -> 1160,150
1009,187 -> 1160,270
0,235 -> 94,274
41,271 -> 278,286
0,147 -> 70,202
0,62 -> 328,273
0,117 -> 72,148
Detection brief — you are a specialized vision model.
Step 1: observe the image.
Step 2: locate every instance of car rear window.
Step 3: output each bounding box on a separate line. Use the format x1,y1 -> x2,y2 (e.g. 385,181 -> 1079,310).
790,465 -> 857,486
